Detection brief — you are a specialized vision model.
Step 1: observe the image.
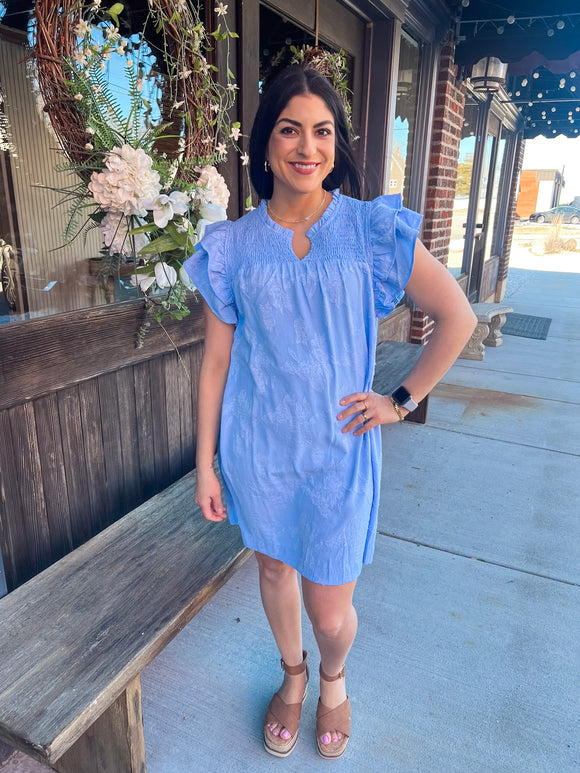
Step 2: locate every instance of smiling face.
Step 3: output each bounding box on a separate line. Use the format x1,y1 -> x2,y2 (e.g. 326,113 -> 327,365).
266,93 -> 336,200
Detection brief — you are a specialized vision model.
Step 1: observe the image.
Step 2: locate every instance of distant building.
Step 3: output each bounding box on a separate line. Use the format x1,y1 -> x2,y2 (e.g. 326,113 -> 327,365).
516,169 -> 565,218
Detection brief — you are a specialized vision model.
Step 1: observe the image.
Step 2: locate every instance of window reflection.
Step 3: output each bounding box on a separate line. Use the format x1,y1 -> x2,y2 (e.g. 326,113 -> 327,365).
388,32 -> 420,207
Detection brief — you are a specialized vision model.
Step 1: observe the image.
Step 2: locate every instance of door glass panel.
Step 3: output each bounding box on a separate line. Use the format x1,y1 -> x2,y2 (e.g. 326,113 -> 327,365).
484,128 -> 507,262
448,96 -> 479,274
388,32 -> 420,207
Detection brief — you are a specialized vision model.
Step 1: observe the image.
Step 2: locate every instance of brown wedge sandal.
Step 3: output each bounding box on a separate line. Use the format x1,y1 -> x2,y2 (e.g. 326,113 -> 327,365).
264,650 -> 309,757
316,664 -> 351,759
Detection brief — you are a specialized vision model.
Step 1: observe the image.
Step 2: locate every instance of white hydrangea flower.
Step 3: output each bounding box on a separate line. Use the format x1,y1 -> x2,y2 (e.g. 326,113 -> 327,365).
88,145 -> 161,216
194,165 -> 230,209
100,211 -> 149,256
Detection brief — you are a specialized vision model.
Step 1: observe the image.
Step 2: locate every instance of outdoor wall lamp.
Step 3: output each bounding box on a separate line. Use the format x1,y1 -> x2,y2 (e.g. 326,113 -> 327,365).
470,57 -> 508,92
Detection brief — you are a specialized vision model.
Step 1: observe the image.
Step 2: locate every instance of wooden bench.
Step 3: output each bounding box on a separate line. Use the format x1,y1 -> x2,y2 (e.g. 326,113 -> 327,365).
459,303 -> 514,361
0,467 -> 248,773
373,340 -> 429,424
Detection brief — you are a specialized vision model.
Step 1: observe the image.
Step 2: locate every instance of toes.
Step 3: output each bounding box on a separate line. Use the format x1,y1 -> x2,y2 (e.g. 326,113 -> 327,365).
280,728 -> 291,740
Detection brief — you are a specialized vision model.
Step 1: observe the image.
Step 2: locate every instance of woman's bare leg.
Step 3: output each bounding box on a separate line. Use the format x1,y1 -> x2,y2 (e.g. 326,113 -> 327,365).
302,577 -> 358,745
255,552 -> 307,741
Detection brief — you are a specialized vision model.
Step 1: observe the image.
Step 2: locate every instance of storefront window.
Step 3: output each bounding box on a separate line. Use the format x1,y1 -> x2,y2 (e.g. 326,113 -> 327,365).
0,8 -> 184,324
387,32 -> 420,207
484,127 -> 508,262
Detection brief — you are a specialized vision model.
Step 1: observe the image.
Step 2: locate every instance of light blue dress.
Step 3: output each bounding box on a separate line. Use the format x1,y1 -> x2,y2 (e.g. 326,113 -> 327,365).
184,191 -> 421,585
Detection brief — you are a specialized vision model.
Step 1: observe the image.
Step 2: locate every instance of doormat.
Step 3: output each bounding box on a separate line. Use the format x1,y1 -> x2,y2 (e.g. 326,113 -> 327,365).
502,313 -> 552,340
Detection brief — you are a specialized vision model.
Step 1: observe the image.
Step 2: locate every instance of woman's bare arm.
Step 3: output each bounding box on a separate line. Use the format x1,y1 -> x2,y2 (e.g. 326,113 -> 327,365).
339,240 -> 477,433
195,301 -> 235,521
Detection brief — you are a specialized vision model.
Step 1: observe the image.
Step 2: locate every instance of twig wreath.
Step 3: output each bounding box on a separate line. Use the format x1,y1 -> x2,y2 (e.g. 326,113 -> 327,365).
30,0 -> 245,345
32,0 -> 233,177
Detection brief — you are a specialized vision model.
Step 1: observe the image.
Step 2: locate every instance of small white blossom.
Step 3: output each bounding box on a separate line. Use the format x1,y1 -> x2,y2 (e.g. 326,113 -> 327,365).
116,41 -> 128,55
86,127 -> 95,135
216,142 -> 227,156
85,143 -> 94,150
215,2 -> 228,16
92,0 -> 102,6
210,103 -> 219,114
227,82 -> 238,92
106,25 -> 120,42
74,19 -> 91,37
179,69 -> 192,80
240,152 -> 250,166
229,126 -> 241,141
74,93 -> 83,101
172,100 -> 185,109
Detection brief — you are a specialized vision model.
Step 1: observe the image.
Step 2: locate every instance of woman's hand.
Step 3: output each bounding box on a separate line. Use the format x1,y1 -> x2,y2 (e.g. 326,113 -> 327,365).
195,467 -> 228,522
337,390 -> 407,436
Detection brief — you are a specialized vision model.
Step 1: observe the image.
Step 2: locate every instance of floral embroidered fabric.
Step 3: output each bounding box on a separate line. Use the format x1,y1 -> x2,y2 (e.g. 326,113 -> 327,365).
183,191 -> 421,584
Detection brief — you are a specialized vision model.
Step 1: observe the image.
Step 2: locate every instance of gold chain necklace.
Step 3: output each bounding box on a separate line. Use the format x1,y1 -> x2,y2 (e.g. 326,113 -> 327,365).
267,190 -> 327,224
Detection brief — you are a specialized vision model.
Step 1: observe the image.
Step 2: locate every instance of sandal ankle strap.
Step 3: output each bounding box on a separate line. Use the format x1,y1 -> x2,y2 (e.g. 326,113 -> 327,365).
280,649 -> 308,675
319,663 -> 345,682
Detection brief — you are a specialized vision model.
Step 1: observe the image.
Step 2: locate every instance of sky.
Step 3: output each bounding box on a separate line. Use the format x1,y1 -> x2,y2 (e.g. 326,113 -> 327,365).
522,136 -> 580,202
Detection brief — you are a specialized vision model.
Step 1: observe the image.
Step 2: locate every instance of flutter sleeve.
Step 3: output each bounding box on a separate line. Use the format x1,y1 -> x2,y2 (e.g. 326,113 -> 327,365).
182,220 -> 238,325
369,193 -> 422,318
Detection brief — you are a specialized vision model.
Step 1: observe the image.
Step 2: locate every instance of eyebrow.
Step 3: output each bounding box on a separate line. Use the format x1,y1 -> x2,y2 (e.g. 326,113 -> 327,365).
274,118 -> 334,128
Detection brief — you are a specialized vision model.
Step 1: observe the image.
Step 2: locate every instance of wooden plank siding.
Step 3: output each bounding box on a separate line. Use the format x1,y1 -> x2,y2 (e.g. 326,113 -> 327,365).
0,301 -> 206,592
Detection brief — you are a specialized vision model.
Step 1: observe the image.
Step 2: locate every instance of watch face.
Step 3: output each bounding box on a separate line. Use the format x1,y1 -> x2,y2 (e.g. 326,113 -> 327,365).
392,386 -> 412,405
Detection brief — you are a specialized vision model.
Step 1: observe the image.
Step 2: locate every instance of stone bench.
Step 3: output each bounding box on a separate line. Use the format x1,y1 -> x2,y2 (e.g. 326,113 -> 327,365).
0,466 -> 248,773
459,303 -> 514,361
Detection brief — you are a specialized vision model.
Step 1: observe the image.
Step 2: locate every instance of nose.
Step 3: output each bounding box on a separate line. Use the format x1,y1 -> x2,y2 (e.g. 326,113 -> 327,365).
297,130 -> 316,157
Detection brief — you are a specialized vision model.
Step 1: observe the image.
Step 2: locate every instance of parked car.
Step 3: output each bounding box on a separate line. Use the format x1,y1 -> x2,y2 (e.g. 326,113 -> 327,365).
529,205 -> 580,224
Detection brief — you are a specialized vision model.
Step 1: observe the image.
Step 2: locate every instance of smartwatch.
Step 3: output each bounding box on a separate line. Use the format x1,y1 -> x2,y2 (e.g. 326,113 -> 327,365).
391,386 -> 418,413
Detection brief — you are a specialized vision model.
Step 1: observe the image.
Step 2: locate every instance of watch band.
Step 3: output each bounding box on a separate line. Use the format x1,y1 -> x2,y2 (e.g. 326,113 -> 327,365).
391,385 -> 419,413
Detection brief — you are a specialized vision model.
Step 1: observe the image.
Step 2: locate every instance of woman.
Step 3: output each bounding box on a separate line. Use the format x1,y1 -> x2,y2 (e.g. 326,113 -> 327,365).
184,65 -> 476,759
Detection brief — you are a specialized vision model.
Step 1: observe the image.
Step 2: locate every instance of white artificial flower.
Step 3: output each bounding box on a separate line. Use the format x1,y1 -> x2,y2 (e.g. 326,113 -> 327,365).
179,69 -> 192,80
74,93 -> 83,101
196,202 -> 227,242
154,262 -> 178,288
194,165 -> 230,209
215,2 -> 228,16
88,145 -> 161,216
86,126 -> 95,135
92,0 -> 102,6
106,25 -> 120,42
179,266 -> 196,291
116,41 -> 128,55
85,143 -> 94,150
172,100 -> 185,109
144,191 -> 189,228
240,152 -> 250,166
227,82 -> 238,92
74,19 -> 91,37
130,272 -> 156,292
100,211 -> 149,256
229,126 -> 241,141
216,142 -> 227,156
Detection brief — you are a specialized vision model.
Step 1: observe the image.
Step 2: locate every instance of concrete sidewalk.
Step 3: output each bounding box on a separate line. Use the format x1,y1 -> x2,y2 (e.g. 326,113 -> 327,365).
140,265 -> 579,772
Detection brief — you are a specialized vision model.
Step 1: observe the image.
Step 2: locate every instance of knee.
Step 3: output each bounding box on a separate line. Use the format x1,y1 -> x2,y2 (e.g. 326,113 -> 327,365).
255,552 -> 297,585
310,608 -> 349,640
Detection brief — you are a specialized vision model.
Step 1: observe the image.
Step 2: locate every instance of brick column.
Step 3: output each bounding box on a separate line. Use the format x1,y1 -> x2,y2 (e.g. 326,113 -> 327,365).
495,133 -> 525,301
410,40 -> 466,344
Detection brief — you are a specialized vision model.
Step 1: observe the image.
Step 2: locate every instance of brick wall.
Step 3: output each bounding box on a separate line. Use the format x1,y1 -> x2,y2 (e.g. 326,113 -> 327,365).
410,40 -> 466,344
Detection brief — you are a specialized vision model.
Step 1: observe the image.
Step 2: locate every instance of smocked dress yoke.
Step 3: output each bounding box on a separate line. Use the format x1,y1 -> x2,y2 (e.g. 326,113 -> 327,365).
184,191 -> 421,585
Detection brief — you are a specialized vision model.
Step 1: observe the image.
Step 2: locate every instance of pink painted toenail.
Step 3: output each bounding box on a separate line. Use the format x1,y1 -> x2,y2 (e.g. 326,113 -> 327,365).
281,730 -> 290,739
322,734 -> 330,744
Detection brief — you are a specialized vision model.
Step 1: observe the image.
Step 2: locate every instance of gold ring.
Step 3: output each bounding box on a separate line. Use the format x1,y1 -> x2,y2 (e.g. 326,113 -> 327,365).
362,412 -> 368,422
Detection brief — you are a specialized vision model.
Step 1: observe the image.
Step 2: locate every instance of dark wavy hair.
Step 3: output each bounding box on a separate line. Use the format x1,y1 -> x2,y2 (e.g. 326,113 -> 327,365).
249,65 -> 361,200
